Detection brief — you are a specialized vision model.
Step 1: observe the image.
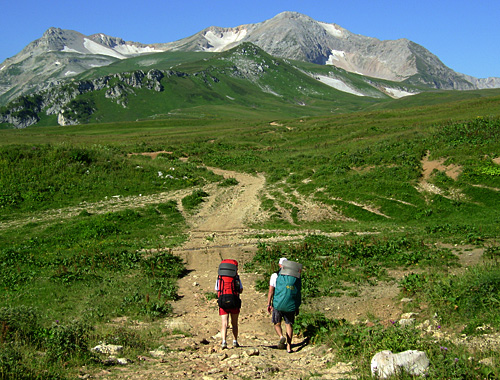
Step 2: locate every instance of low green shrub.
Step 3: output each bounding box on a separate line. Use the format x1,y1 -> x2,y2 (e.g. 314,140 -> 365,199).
205,292 -> 218,301
0,306 -> 42,346
0,343 -> 64,380
399,272 -> 429,295
484,244 -> 500,259
44,320 -> 94,363
411,263 -> 500,329
0,312 -> 94,379
293,312 -> 344,343
181,189 -> 209,210
102,326 -> 146,350
218,177 -> 239,187
394,261 -> 500,340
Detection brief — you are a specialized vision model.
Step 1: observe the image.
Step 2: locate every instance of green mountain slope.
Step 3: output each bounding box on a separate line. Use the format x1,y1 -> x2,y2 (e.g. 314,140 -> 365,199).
0,44 -> 395,128
86,44 -> 386,122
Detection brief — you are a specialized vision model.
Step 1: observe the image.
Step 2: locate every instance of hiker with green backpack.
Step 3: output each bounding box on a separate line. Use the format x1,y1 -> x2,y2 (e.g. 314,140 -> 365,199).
267,257 -> 302,353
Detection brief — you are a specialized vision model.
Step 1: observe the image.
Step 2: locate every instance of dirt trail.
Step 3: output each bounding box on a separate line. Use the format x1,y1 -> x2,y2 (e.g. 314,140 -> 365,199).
94,168 -> 358,379
171,169 -> 272,340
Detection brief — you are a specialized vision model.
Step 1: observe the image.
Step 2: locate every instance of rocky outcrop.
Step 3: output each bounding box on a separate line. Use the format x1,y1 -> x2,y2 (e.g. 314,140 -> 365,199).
0,95 -> 43,128
0,68 -> 165,128
1,112 -> 39,128
146,69 -> 165,91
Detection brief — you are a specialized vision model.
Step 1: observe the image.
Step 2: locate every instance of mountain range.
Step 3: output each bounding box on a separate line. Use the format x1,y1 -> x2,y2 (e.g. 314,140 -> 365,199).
3,12 -> 500,102
1,11 -> 499,128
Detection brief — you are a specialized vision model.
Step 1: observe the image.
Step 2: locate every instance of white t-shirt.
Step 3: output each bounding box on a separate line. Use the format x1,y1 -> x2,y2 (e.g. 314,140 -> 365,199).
269,272 -> 278,288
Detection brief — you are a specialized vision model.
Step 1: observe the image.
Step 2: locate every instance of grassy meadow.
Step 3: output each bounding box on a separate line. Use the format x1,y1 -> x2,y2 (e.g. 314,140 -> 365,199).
1,90 -> 500,378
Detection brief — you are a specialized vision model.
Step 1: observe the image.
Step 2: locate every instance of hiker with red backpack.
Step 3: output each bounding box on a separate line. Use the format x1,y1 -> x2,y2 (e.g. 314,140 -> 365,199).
267,257 -> 302,353
215,259 -> 243,349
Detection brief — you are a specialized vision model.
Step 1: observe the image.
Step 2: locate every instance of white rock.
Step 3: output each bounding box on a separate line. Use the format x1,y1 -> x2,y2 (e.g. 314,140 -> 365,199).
400,312 -> 418,319
398,318 -> 415,327
371,350 -> 429,378
91,344 -> 123,355
243,348 -> 260,357
150,349 -> 167,358
116,357 -> 130,365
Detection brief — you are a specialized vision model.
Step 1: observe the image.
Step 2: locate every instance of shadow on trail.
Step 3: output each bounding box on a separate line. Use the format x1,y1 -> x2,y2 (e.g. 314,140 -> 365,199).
261,337 -> 310,352
291,337 -> 310,353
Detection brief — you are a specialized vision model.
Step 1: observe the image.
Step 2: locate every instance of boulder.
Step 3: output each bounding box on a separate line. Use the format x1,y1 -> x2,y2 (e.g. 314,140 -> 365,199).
371,350 -> 429,378
91,343 -> 123,356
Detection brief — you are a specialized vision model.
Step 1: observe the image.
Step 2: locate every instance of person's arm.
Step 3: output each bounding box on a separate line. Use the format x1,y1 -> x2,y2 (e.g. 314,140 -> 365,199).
267,286 -> 274,313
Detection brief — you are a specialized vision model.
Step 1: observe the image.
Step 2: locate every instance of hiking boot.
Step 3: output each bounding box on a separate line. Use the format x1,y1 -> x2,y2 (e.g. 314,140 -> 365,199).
233,340 -> 240,347
278,336 -> 286,349
221,341 -> 227,349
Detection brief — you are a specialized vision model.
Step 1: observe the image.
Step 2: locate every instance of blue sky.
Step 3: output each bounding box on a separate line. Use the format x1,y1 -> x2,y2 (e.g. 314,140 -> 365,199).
1,0 -> 499,78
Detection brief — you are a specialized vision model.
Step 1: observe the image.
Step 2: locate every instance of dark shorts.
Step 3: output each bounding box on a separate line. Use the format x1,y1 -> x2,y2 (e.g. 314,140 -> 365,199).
272,308 -> 295,325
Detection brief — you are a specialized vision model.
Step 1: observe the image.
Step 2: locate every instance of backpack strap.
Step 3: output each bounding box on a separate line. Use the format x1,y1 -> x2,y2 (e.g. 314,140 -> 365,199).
232,275 -> 241,295
216,275 -> 223,297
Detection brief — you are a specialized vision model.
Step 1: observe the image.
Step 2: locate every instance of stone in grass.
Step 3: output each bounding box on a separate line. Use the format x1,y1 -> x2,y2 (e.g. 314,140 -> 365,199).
371,350 -> 429,379
91,344 -> 123,356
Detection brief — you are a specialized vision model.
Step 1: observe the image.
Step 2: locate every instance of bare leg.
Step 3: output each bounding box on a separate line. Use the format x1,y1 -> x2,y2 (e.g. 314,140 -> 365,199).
221,314 -> 229,345
274,323 -> 283,338
230,313 -> 239,341
274,323 -> 286,348
285,323 -> 293,352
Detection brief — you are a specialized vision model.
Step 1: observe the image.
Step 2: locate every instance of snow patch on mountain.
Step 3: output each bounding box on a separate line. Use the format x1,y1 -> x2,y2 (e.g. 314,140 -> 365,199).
319,22 -> 343,38
316,75 -> 365,96
62,46 -> 81,54
114,44 -> 159,56
203,29 -> 247,52
83,39 -> 126,59
384,87 -> 417,98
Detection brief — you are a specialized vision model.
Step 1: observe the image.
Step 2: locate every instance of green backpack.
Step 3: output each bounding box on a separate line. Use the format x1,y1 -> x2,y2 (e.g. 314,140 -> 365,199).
273,260 -> 302,313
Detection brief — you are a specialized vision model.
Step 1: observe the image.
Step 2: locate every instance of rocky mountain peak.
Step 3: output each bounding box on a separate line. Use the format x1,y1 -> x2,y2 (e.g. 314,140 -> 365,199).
89,33 -> 125,49
273,10 -> 310,19
43,27 -> 63,37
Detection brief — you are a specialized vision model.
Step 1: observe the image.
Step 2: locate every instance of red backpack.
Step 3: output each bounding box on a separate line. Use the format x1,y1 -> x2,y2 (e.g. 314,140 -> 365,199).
217,259 -> 242,310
